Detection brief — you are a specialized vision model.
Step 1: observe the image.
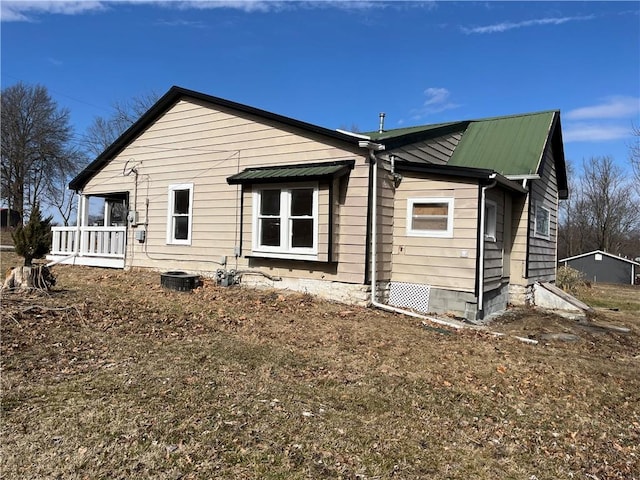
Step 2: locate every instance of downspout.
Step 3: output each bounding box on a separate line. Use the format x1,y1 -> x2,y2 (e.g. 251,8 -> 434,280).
360,142 -> 463,330
478,173 -> 498,318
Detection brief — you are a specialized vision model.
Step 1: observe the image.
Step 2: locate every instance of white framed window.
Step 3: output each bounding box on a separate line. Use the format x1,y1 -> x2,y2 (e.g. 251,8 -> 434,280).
407,197 -> 454,238
534,203 -> 550,239
484,200 -> 497,242
253,184 -> 318,259
166,183 -> 194,245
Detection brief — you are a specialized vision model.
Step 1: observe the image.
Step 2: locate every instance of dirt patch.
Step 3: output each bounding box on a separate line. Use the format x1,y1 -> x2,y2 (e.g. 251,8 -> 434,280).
2,263 -> 639,479
489,305 -> 637,349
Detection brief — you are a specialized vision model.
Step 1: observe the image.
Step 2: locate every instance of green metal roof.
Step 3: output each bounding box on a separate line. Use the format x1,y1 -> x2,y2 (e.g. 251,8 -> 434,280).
360,110 -> 559,177
227,160 -> 354,184
447,111 -> 557,176
365,121 -> 461,141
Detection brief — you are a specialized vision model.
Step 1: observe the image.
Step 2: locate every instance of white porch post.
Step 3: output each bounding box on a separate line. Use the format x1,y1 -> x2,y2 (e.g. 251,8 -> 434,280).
74,195 -> 81,255
103,200 -> 110,227
77,194 -> 88,256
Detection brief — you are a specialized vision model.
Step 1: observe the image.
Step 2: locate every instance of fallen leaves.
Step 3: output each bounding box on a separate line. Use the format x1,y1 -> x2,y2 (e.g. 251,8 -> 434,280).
1,265 -> 639,479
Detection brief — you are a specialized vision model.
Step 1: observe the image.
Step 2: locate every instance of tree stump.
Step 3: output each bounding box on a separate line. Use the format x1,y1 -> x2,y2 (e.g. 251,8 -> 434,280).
3,265 -> 56,291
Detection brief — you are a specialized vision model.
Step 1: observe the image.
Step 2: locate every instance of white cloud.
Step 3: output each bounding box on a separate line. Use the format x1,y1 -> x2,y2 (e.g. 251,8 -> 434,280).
154,18 -> 207,27
1,1 -> 106,22
170,1 -> 284,13
47,57 -> 64,66
410,87 -> 461,120
1,0 -> 406,21
461,15 -> 594,34
423,87 -> 450,106
565,96 -> 640,121
563,123 -> 632,143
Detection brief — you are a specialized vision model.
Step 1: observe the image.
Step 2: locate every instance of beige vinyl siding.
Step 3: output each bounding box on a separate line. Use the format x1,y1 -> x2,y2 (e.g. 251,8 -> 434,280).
375,164 -> 395,283
502,193 -> 513,279
483,189 -> 505,291
392,174 -> 478,292
527,147 -> 559,282
81,98 -> 370,284
509,194 -> 529,285
386,132 -> 462,164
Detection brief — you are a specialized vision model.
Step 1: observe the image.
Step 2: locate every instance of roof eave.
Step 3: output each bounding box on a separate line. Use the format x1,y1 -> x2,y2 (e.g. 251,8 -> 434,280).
69,86 -> 363,191
550,113 -> 569,200
375,121 -> 469,150
395,162 -> 527,194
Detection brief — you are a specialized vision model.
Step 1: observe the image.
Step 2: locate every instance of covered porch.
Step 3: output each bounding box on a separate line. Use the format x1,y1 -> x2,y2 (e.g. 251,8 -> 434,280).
47,193 -> 129,269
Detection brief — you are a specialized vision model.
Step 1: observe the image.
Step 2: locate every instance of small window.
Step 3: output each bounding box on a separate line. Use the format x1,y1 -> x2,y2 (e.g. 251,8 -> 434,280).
167,183 -> 193,245
407,198 -> 454,237
253,184 -> 318,258
595,253 -> 603,261
534,203 -> 550,239
484,200 -> 497,241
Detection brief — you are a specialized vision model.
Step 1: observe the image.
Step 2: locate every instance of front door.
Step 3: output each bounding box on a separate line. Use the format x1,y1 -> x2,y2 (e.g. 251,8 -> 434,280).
105,198 -> 128,227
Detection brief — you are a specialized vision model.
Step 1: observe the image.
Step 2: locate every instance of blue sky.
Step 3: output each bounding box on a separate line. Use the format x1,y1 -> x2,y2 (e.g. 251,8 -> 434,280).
2,0 -> 639,175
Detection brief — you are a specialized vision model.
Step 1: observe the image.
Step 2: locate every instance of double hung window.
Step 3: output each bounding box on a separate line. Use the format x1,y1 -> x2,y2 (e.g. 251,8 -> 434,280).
254,185 -> 318,258
167,183 -> 193,245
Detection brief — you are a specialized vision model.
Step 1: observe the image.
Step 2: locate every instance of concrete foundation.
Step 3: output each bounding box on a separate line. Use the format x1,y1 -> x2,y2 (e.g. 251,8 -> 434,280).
532,282 -> 592,319
238,274 -> 371,306
478,283 -> 510,322
429,288 -> 478,320
508,283 -> 534,307
379,281 -> 510,323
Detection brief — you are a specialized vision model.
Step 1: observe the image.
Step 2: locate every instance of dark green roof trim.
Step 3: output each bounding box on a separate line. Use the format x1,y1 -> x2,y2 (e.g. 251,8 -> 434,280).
69,86 -> 363,191
395,161 -> 527,194
549,113 -> 568,199
365,121 -> 467,150
226,160 -> 355,185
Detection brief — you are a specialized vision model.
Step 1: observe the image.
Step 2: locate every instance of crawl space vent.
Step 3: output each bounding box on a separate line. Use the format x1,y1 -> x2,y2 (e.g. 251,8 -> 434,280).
160,271 -> 199,292
388,281 -> 431,313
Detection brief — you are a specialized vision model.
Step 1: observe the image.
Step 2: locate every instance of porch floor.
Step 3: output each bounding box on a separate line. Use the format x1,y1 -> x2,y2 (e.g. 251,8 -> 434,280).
46,254 -> 125,269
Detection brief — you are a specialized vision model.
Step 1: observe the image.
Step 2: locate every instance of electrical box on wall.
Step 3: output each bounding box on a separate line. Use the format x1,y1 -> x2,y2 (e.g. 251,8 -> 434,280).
135,228 -> 146,243
127,211 -> 138,226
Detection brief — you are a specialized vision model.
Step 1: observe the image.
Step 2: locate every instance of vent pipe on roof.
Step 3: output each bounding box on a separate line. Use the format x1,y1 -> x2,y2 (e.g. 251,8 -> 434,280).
378,112 -> 385,133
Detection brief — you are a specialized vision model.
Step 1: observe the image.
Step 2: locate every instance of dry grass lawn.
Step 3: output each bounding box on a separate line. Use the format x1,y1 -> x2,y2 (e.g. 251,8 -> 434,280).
1,253 -> 638,479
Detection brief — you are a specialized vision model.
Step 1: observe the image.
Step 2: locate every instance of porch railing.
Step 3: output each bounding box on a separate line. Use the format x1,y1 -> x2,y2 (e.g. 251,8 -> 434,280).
51,226 -> 127,258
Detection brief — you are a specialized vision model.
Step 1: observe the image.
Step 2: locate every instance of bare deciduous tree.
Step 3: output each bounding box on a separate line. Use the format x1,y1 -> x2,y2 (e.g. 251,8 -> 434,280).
558,161 -> 585,258
46,175 -> 78,226
631,124 -> 640,193
1,82 -> 81,224
83,91 -> 159,157
579,156 -> 640,254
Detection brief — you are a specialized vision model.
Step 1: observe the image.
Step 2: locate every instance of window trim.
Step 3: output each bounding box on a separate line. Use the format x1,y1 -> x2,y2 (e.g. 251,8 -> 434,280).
484,199 -> 497,242
166,183 -> 194,245
406,197 -> 454,238
252,183 -> 319,260
534,203 -> 551,239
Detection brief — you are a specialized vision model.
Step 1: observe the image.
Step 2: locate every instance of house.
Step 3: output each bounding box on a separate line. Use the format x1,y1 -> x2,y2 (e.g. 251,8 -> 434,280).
559,250 -> 640,285
47,86 -> 568,321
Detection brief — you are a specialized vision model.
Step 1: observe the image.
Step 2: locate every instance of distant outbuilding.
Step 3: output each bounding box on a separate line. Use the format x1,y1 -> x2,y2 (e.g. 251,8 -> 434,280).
1,208 -> 20,229
559,250 -> 640,285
